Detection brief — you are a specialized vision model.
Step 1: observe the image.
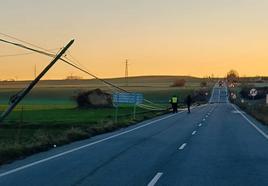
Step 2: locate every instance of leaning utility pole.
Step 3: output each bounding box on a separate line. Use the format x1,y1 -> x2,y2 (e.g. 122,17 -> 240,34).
0,39 -> 74,123
125,59 -> 129,86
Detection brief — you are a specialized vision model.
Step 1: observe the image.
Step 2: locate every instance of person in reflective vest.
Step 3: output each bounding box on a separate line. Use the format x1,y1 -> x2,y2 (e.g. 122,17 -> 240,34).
169,95 -> 178,113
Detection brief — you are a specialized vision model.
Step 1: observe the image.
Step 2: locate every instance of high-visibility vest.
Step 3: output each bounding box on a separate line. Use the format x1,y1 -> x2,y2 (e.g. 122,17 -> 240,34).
171,97 -> 178,103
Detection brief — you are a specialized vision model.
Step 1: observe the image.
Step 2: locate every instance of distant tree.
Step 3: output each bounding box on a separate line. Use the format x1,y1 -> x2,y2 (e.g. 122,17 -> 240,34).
227,70 -> 239,83
171,79 -> 186,87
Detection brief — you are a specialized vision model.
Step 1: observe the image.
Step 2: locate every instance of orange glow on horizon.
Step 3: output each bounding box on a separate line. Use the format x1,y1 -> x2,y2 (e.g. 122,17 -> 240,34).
1,1 -> 268,80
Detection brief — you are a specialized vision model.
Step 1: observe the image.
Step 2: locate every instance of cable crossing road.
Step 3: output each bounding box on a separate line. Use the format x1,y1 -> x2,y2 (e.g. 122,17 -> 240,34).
1,84 -> 268,186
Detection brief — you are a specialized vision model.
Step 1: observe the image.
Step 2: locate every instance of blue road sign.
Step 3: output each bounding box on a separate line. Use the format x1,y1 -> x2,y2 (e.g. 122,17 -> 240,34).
112,93 -> 143,105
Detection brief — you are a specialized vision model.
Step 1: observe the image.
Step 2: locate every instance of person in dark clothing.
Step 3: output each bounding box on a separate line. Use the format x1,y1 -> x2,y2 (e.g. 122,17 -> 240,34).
186,95 -> 192,113
169,95 -> 178,113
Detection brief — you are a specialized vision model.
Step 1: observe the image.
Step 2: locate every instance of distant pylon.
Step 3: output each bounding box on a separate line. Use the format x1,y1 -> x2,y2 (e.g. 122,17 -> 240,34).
125,59 -> 129,86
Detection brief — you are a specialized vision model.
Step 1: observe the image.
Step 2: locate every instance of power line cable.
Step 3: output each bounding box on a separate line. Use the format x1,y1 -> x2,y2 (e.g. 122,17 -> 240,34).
0,36 -> 166,109
0,52 -> 35,58
0,37 -> 128,92
64,52 -> 120,93
0,32 -> 51,53
0,48 -> 61,58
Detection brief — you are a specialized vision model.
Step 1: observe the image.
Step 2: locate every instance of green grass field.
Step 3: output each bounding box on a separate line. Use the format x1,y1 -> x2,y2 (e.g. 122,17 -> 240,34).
0,76 -> 213,164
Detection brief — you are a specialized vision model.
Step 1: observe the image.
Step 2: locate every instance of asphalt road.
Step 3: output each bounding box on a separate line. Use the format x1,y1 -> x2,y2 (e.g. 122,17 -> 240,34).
1,84 -> 268,186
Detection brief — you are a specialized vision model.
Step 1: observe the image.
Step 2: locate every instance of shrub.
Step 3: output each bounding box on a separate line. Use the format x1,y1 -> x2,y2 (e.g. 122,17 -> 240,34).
74,89 -> 113,108
191,89 -> 210,102
200,81 -> 207,87
171,79 -> 186,87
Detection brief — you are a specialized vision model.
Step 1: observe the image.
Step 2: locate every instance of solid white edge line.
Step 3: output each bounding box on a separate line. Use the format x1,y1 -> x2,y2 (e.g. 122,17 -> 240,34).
179,143 -> 187,150
0,112 -> 182,178
147,172 -> 163,186
231,104 -> 268,140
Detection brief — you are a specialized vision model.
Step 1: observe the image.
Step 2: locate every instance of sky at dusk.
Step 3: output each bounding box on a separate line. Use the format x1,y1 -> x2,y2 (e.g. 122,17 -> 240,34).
1,0 -> 268,80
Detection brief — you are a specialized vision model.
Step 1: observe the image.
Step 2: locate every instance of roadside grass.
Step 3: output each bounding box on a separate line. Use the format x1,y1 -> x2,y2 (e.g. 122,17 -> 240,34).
229,85 -> 268,126
0,77 -> 213,165
0,107 -> 168,165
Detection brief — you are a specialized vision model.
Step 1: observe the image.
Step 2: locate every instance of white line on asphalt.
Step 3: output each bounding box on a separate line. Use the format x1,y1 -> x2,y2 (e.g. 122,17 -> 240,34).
148,172 -> 163,186
198,123 -> 202,127
209,84 -> 216,103
0,111 -> 185,178
192,131 -> 197,135
231,104 -> 268,140
202,118 -> 206,121
179,143 -> 187,150
218,89 -> 221,103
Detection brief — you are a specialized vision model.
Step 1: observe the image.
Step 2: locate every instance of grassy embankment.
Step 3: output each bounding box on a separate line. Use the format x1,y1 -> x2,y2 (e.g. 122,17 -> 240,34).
229,82 -> 268,125
0,76 -> 213,165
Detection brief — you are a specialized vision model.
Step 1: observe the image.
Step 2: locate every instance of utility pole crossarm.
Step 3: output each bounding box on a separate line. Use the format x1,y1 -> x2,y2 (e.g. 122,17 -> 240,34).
0,39 -> 74,123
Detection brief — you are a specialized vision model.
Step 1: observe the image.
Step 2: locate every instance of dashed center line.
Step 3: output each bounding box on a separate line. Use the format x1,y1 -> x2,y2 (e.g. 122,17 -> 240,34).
198,123 -> 202,127
192,131 -> 197,135
179,143 -> 187,150
148,172 -> 163,186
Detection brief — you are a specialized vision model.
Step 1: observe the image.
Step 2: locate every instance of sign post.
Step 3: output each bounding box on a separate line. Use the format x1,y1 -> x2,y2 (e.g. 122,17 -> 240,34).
112,93 -> 143,122
249,88 -> 258,100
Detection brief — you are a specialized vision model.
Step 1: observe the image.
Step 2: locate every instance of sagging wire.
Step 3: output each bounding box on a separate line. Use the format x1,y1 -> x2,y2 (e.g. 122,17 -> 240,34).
63,52 -> 119,93
0,35 -> 167,110
0,32 -> 52,53
63,53 -> 167,110
0,48 -> 61,58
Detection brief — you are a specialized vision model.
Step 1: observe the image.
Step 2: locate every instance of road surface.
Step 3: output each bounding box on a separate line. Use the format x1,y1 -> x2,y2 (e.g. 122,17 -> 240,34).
1,84 -> 268,186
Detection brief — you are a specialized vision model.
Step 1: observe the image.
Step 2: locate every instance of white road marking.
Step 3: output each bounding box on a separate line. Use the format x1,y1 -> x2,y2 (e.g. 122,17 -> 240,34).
0,111 -> 186,178
209,84 -> 216,103
179,143 -> 187,150
202,118 -> 206,121
231,104 -> 268,140
148,172 -> 163,186
218,89 -> 221,103
231,110 -> 245,114
198,123 -> 202,127
192,131 -> 197,135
